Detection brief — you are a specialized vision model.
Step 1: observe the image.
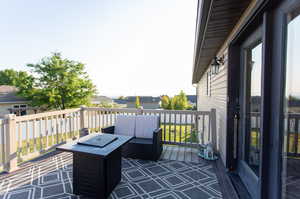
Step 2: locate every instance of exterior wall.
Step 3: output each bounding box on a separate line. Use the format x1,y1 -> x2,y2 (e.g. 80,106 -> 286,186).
197,49 -> 228,164
0,104 -> 11,117
195,0 -> 257,166
0,103 -> 35,118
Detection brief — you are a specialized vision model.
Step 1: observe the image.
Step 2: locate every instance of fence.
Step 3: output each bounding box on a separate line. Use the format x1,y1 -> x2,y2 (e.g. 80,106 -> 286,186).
83,107 -> 216,146
0,107 -> 216,172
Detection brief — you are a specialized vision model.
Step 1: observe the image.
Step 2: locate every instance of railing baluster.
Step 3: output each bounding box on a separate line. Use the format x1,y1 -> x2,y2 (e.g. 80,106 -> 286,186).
179,113 -> 182,143
294,117 -> 299,156
195,113 -> 199,144
18,122 -> 22,155
110,110 -> 113,126
163,112 -> 166,142
39,119 -> 42,151
94,111 -> 97,131
60,115 -> 63,141
56,116 -> 59,144
45,117 -> 48,149
202,115 -> 205,144
64,114 -> 67,140
287,116 -> 291,153
169,112 -> 171,143
185,113 -> 188,144
106,110 -> 109,127
255,114 -> 259,151
32,119 -> 36,152
174,113 -> 177,144
25,121 -> 29,154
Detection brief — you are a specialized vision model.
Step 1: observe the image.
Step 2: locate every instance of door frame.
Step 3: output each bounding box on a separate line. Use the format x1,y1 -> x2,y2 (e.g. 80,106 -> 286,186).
226,1 -> 300,199
237,27 -> 262,199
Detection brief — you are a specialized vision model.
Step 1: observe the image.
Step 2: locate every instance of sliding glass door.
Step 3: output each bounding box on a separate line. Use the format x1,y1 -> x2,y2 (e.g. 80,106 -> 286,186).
236,27 -> 262,199
281,8 -> 300,199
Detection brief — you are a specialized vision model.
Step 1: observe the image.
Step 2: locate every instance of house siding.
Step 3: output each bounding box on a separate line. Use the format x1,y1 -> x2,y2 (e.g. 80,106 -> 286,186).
195,0 -> 257,166
197,49 -> 228,164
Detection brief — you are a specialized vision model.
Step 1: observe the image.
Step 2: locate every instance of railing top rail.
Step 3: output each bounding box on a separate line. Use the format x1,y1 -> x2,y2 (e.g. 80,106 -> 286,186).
84,107 -> 211,115
142,109 -> 210,115
15,108 -> 81,122
84,107 -> 140,113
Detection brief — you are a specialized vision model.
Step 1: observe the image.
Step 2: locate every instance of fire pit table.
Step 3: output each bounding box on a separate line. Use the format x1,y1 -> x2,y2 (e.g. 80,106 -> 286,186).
57,133 -> 132,199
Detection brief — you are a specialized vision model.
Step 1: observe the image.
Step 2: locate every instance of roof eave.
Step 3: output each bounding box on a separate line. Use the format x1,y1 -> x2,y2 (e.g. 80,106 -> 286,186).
192,0 -> 214,84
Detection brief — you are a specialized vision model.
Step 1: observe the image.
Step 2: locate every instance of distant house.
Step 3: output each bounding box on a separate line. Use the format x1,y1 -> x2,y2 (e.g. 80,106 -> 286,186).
0,85 -> 37,117
118,96 -> 161,109
91,96 -> 113,105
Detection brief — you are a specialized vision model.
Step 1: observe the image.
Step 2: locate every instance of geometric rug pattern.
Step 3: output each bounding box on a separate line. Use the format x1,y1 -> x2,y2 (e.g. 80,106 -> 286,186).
0,152 -> 222,199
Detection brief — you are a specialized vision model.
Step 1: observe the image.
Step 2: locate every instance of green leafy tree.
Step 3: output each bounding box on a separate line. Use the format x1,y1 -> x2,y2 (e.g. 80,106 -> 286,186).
0,69 -> 35,97
161,95 -> 171,109
135,96 -> 141,108
27,52 -> 96,110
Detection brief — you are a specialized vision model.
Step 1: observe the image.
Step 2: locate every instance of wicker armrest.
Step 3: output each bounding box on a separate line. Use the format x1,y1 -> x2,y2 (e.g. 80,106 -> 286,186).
101,126 -> 115,134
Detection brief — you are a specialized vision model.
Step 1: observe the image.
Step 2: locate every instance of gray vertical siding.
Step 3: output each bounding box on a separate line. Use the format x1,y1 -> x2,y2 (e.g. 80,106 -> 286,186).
197,49 -> 228,164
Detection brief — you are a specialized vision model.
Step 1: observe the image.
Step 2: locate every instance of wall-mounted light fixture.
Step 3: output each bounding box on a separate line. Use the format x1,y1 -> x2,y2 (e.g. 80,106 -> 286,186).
210,56 -> 224,75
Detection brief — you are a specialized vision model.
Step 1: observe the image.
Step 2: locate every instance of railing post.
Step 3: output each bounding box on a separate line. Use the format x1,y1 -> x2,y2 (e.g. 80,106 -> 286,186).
80,106 -> 86,130
4,114 -> 18,172
210,108 -> 217,151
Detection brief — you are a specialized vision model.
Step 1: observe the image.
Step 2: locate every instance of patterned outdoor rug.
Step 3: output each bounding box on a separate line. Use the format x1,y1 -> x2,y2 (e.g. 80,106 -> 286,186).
0,152 -> 222,199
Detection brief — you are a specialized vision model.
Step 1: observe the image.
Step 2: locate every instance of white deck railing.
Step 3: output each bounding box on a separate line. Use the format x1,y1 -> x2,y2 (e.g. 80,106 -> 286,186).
0,107 -> 217,172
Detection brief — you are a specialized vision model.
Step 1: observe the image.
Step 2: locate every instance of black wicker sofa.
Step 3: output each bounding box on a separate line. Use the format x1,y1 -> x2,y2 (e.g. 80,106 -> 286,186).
102,115 -> 162,161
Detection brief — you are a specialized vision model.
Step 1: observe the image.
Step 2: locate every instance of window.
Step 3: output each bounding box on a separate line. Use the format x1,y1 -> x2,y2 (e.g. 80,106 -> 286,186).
206,71 -> 211,96
12,104 -> 27,116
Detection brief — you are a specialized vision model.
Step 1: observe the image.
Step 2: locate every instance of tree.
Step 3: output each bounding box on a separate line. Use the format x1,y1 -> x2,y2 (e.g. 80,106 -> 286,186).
0,69 -> 34,88
0,69 -> 35,97
27,52 -> 96,110
176,90 -> 189,110
161,95 -> 171,109
170,90 -> 189,110
135,96 -> 141,108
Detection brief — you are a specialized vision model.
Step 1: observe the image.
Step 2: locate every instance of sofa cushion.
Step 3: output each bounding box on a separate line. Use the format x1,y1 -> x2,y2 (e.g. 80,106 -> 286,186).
135,115 -> 160,139
114,115 -> 136,137
130,138 -> 153,145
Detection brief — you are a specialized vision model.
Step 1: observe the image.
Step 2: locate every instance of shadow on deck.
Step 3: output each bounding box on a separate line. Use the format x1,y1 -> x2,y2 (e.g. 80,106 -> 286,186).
0,145 -> 222,199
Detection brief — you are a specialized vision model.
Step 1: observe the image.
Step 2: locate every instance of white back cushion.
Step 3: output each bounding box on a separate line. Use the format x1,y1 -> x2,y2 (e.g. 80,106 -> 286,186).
115,115 -> 136,136
135,115 -> 160,139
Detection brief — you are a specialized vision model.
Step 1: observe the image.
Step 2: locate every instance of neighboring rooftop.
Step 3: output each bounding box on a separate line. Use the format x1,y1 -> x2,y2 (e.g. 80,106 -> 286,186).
0,85 -> 27,104
91,95 -> 113,104
0,85 -> 18,94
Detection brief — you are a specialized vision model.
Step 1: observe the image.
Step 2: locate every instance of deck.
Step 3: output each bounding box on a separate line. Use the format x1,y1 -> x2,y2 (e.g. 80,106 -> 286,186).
0,145 -> 222,199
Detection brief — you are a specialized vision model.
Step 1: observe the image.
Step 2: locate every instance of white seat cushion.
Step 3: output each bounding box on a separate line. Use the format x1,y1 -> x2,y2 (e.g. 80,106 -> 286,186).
135,115 -> 160,139
114,115 -> 136,137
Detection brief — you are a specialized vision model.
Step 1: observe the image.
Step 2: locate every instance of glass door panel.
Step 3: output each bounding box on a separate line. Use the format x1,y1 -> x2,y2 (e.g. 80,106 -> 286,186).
246,43 -> 262,175
282,10 -> 300,199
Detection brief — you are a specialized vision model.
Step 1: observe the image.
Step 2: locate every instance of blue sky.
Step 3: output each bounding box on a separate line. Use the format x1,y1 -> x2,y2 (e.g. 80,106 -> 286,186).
0,0 -> 198,97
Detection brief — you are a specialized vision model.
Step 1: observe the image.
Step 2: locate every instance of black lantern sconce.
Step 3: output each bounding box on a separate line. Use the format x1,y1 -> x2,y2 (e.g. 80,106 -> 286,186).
210,56 -> 224,75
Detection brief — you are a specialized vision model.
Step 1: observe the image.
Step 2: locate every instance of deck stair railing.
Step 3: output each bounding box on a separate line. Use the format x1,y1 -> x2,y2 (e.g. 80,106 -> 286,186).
0,107 -> 217,172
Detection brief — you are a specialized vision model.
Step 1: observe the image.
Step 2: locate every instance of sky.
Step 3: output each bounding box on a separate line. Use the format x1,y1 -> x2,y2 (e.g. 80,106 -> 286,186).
0,0 -> 198,97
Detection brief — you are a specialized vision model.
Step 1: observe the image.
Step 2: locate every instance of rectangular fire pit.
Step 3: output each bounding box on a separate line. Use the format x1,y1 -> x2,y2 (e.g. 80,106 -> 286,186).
57,133 -> 132,199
